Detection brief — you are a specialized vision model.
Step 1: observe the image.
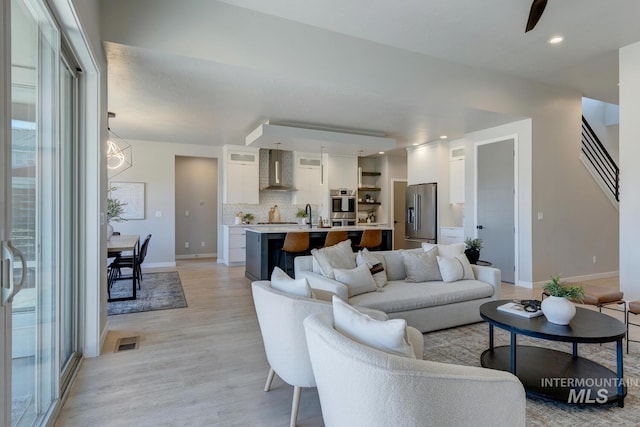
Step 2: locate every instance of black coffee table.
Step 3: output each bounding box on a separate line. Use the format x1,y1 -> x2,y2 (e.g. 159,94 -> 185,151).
480,300 -> 627,407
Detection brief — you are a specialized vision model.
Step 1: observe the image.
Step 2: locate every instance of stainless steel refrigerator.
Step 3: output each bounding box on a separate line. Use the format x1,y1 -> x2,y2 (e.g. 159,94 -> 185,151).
405,183 -> 437,248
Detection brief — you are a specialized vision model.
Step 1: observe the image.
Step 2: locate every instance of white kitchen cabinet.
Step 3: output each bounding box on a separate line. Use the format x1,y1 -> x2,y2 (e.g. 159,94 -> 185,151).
449,158 -> 465,203
293,153 -> 323,205
223,225 -> 247,266
327,155 -> 358,190
223,146 -> 259,204
407,143 -> 438,185
440,227 -> 464,244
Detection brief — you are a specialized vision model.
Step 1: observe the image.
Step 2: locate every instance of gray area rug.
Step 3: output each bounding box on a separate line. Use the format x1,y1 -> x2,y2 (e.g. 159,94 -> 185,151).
423,322 -> 640,425
108,271 -> 187,316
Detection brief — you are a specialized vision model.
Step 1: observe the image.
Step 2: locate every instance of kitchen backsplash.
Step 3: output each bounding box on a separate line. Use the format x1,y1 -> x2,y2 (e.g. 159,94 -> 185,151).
223,189 -> 319,224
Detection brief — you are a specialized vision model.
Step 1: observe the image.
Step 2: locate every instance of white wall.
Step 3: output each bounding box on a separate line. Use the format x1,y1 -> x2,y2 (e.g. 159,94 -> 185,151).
109,140 -> 221,267
619,41 -> 640,300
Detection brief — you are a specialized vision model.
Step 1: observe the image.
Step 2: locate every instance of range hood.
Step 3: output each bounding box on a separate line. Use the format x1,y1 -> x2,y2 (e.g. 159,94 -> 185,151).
263,148 -> 295,191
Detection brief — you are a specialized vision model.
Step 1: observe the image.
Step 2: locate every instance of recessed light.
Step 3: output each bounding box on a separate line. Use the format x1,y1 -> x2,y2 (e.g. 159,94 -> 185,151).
439,135 -> 448,139
378,151 -> 384,155
548,35 -> 564,45
412,143 -> 419,146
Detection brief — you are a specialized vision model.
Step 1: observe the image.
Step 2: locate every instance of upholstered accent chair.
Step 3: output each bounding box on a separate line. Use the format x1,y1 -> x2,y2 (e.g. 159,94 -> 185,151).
304,312 -> 526,427
251,280 -> 423,426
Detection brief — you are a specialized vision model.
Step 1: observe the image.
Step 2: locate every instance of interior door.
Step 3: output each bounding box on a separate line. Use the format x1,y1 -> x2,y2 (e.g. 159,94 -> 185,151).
1,0 -> 61,425
477,139 -> 516,283
393,180 -> 407,249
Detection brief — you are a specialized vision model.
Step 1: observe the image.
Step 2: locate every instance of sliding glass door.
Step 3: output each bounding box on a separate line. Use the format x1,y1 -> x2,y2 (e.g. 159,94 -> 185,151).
1,0 -> 81,425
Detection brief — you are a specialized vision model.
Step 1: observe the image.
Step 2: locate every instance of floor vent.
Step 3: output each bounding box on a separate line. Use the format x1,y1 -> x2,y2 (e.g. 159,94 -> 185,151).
115,336 -> 140,352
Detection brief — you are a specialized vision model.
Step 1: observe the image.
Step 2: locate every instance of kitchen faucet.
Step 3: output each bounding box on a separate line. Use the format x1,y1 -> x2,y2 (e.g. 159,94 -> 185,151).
305,204 -> 312,229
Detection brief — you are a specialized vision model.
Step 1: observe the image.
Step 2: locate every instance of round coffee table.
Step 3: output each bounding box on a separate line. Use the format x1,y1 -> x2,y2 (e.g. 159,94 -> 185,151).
480,300 -> 627,407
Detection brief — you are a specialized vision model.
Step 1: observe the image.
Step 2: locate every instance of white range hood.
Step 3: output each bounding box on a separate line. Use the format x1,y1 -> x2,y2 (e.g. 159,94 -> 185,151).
246,121 -> 396,156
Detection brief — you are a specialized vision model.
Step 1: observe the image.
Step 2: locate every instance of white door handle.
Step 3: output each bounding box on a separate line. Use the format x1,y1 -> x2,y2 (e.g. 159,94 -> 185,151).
1,240 -> 27,305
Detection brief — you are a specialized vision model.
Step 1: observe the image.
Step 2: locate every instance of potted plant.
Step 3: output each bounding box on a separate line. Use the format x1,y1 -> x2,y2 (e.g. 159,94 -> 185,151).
464,237 -> 483,264
541,275 -> 585,325
107,186 -> 127,239
243,212 -> 254,224
296,208 -> 308,224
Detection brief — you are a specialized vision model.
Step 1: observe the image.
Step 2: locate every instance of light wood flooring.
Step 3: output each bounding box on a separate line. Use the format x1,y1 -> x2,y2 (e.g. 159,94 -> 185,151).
54,260 -> 629,426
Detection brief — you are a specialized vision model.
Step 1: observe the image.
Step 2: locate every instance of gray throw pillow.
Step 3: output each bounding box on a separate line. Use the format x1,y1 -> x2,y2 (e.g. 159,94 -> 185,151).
356,248 -> 387,288
401,248 -> 442,282
310,239 -> 356,279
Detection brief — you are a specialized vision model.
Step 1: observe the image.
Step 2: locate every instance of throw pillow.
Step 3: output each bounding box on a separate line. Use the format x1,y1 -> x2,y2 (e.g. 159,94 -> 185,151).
311,239 -> 356,279
333,263 -> 378,297
332,296 -> 415,358
422,242 -> 466,258
436,253 -> 476,283
270,267 -> 312,298
401,248 -> 442,282
356,248 -> 388,288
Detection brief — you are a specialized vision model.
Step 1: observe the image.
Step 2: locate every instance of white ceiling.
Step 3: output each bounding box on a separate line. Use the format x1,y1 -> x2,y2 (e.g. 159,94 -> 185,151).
103,0 -> 640,154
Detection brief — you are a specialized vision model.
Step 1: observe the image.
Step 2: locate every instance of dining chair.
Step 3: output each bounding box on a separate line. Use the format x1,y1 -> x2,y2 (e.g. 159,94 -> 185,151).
110,234 -> 152,288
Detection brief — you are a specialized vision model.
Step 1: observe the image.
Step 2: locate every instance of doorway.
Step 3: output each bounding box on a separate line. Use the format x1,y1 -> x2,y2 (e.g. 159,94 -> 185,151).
476,138 -> 516,283
392,180 -> 407,249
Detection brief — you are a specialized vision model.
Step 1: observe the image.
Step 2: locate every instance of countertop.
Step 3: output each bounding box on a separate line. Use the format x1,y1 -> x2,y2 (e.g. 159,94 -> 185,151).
245,224 -> 393,233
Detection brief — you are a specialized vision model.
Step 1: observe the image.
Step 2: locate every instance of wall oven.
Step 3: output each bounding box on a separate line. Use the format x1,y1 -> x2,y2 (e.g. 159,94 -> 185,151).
330,189 -> 356,226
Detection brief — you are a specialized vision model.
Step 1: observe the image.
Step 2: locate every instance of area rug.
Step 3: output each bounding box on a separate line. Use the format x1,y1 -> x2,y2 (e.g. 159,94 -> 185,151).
423,322 -> 640,425
108,272 -> 187,316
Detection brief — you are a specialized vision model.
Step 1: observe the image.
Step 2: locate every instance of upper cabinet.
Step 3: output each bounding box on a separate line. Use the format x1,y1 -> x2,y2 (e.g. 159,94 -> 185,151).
449,146 -> 465,204
407,143 -> 439,185
223,146 -> 259,204
327,155 -> 358,190
293,152 -> 323,205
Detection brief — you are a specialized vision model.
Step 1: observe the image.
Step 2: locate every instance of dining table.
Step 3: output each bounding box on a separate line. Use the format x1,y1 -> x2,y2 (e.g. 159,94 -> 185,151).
107,234 -> 140,302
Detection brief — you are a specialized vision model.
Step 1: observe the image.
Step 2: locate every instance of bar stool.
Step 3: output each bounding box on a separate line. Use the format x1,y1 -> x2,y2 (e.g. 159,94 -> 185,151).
627,301 -> 640,354
323,230 -> 348,248
278,232 -> 310,276
542,284 -> 625,315
355,229 -> 382,251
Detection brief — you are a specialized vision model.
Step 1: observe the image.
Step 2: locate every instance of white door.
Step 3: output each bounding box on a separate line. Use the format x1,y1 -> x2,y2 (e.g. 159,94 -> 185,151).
1,1 -> 80,425
476,139 -> 516,283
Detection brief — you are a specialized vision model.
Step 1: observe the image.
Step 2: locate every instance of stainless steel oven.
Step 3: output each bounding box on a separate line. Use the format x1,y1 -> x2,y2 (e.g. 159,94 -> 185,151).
330,189 -> 356,223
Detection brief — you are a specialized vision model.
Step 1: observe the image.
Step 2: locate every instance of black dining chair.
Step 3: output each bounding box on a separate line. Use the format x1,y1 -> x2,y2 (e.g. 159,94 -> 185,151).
109,234 -> 152,288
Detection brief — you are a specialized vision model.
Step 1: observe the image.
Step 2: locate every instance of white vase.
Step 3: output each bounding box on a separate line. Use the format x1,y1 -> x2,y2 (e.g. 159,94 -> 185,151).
107,222 -> 114,240
541,296 -> 576,325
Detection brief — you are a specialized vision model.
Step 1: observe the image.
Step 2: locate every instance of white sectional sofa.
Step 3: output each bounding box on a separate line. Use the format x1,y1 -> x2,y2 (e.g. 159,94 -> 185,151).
295,248 -> 501,333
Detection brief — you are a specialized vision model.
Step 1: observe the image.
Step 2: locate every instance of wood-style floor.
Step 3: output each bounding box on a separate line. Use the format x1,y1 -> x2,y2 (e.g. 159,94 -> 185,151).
54,260 -> 626,426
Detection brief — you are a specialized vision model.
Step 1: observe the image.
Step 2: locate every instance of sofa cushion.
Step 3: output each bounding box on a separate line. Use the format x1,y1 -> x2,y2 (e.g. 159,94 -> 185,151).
401,248 -> 442,282
350,279 -> 494,314
332,296 -> 415,358
422,242 -> 466,258
356,248 -> 387,288
334,263 -> 378,297
380,251 -> 406,281
437,254 -> 475,283
311,239 -> 356,279
270,266 -> 312,298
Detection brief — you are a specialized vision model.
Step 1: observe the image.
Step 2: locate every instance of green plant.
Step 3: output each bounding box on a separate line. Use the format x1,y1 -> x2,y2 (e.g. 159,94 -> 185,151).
296,209 -> 307,218
243,212 -> 254,223
543,275 -> 585,301
107,186 -> 127,222
465,237 -> 483,251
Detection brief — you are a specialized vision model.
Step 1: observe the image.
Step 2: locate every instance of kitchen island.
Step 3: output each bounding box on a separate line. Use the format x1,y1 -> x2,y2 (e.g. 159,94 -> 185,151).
245,225 -> 393,281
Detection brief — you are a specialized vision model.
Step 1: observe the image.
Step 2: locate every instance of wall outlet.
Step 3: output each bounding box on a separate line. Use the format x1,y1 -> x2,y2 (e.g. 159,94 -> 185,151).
537,212 -> 543,220
185,242 -> 190,249
201,241 -> 206,247
185,210 -> 190,216
155,210 -> 162,217
593,256 -> 597,264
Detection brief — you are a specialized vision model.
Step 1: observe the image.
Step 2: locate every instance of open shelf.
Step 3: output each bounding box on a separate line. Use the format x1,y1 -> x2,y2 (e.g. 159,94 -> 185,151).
361,171 -> 381,176
358,187 -> 381,192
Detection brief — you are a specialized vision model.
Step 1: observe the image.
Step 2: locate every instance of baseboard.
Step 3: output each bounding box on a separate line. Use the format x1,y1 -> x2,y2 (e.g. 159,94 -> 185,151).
529,271 -> 619,288
175,253 -> 216,260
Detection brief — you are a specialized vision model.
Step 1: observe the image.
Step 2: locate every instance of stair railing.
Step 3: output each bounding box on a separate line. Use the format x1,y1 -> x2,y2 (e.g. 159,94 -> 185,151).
581,116 -> 619,202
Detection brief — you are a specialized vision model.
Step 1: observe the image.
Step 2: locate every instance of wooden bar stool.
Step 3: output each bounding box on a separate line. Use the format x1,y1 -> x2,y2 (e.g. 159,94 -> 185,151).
323,230 -> 348,248
627,301 -> 640,354
355,229 -> 382,251
542,284 -> 625,314
278,232 -> 310,276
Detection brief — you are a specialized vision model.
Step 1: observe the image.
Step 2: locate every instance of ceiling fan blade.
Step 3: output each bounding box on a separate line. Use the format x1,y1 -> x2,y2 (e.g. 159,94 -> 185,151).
525,0 -> 548,33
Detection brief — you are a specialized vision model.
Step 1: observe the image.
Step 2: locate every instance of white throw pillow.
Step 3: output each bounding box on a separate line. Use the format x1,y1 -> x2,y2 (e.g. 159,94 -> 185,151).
422,242 -> 466,258
356,248 -> 387,288
436,254 -> 476,283
332,296 -> 415,358
401,248 -> 442,282
311,239 -> 356,279
333,263 -> 378,297
270,267 -> 312,297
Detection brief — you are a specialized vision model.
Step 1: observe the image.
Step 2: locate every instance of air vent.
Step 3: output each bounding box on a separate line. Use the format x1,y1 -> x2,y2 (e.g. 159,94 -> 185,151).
115,336 -> 140,352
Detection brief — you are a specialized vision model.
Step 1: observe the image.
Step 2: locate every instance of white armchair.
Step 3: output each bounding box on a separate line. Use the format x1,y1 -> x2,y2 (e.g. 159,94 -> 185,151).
251,280 -> 423,427
304,312 -> 526,427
